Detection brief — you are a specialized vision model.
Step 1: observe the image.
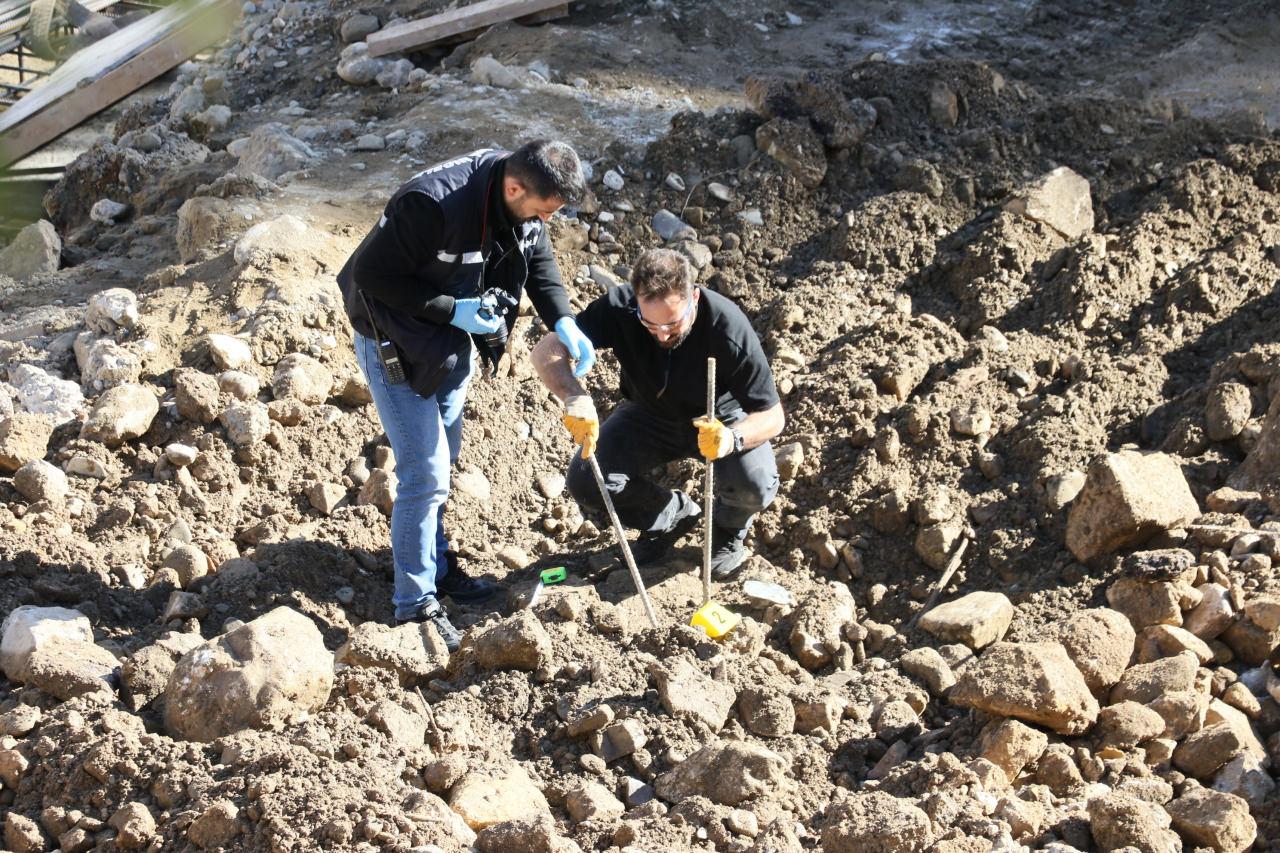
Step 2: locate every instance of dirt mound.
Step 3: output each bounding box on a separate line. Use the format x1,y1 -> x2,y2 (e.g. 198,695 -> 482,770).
0,0 -> 1278,850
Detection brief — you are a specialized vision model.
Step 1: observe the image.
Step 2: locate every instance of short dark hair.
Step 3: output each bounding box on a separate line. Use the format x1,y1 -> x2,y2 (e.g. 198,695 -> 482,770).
631,249 -> 692,300
506,140 -> 586,205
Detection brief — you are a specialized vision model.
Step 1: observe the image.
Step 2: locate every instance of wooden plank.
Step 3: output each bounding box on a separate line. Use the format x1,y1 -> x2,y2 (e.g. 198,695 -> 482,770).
0,0 -> 237,167
367,0 -> 568,57
425,3 -> 568,48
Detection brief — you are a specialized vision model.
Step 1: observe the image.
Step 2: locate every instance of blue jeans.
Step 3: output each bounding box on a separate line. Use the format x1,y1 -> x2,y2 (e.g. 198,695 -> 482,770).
354,332 -> 474,620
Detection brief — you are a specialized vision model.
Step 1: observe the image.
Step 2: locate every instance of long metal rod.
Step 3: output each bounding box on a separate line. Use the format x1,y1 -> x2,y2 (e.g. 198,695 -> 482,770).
586,453 -> 660,630
702,357 -> 715,606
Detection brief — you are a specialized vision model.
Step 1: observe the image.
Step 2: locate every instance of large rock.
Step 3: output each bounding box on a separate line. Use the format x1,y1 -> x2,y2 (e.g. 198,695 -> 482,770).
1096,701 -> 1167,749
1228,394 -> 1279,500
0,412 -> 54,472
220,401 -> 270,447
0,219 -> 60,279
449,764 -> 550,830
474,814 -> 567,853
1110,653 -> 1199,705
1106,577 -> 1184,630
738,686 -> 796,738
1002,166 -> 1094,241
1066,451 -> 1200,562
84,288 -> 139,333
233,215 -> 308,266
654,740 -> 788,806
649,656 -> 735,731
918,591 -> 1013,649
473,611 -> 551,672
1174,722 -> 1244,780
271,353 -> 333,405
1205,382 -> 1252,442
173,368 -> 222,424
1183,584 -> 1235,641
13,459 -> 67,504
820,791 -> 934,853
949,642 -> 1099,735
229,123 -> 316,180
1087,791 -> 1180,853
789,582 -> 856,669
1049,607 -> 1135,694
24,638 -> 119,699
0,605 -> 93,681
976,717 -> 1048,781
1165,787 -> 1256,853
176,197 -> 239,262
335,621 -> 449,684
80,383 -> 159,447
163,606 -> 334,742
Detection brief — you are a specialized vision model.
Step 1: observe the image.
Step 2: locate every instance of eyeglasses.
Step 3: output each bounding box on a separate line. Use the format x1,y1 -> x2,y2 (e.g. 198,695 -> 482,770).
632,295 -> 694,332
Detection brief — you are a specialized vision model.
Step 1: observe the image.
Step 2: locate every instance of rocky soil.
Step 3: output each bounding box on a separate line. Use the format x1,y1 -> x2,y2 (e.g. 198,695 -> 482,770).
0,0 -> 1278,851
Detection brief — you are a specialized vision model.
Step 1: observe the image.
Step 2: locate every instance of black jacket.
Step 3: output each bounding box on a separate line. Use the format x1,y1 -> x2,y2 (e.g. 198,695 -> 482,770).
337,148 -> 571,396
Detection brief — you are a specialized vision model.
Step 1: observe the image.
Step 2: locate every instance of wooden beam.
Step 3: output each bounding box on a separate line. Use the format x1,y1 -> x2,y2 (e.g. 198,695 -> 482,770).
367,0 -> 569,57
0,0 -> 238,167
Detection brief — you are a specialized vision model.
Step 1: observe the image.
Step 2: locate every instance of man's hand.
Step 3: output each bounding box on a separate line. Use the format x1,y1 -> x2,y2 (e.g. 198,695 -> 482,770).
555,317 -> 596,378
693,416 -> 734,460
450,297 -> 504,335
563,395 -> 599,458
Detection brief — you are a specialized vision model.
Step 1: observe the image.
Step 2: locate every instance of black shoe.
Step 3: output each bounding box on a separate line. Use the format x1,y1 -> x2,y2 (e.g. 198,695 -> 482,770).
436,551 -> 500,604
710,537 -> 749,580
397,596 -> 462,651
632,499 -> 702,565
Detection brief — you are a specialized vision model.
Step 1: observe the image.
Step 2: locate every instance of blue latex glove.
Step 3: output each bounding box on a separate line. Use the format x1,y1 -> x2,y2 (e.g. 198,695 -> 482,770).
555,316 -> 596,378
450,297 -> 504,335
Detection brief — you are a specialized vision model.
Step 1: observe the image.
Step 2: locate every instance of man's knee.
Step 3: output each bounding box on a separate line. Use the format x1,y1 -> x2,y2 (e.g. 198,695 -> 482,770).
566,457 -> 599,508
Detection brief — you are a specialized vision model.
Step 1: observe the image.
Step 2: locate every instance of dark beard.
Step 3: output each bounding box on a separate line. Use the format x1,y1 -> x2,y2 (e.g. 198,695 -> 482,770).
656,326 -> 692,350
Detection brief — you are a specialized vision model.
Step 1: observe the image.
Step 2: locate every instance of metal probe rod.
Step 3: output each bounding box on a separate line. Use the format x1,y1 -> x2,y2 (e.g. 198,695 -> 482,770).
586,453 -> 661,630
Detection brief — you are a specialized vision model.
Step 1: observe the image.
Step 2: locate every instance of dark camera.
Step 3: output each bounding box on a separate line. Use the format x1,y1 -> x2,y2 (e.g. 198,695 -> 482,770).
477,288 -> 519,351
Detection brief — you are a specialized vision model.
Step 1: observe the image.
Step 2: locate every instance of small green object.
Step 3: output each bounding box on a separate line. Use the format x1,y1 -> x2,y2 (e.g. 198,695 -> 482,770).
540,567 -> 567,584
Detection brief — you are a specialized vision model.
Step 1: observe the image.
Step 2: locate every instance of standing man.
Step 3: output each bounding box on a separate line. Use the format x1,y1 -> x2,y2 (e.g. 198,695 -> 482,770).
532,248 -> 784,579
338,140 -> 596,648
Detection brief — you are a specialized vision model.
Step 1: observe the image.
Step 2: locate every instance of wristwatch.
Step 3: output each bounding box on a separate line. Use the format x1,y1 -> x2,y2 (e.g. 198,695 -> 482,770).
730,427 -> 745,454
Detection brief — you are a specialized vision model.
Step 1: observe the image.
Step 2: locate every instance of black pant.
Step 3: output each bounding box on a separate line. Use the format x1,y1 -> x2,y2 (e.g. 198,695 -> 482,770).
567,402 -> 779,544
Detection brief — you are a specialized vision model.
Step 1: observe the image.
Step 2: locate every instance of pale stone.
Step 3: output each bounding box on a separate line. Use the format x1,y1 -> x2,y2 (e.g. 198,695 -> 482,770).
919,591 -> 1014,649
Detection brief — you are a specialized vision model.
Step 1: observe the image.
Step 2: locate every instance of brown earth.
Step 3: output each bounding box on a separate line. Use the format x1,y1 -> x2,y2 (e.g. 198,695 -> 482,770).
0,0 -> 1278,851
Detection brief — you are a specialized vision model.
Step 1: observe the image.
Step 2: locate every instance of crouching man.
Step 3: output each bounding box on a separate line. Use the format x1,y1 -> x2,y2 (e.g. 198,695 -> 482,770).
532,248 -> 784,578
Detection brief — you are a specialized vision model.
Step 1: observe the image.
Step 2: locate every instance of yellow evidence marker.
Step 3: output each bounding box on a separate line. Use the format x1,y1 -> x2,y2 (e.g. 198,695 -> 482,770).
690,602 -> 740,639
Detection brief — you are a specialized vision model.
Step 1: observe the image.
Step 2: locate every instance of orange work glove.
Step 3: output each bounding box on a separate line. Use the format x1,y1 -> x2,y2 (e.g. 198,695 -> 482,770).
563,395 -> 599,459
693,416 -> 734,460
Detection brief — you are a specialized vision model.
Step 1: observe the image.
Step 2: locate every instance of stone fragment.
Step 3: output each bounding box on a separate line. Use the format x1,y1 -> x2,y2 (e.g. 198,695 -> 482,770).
109,802 -> 156,850
24,638 -> 119,699
649,656 -> 735,731
336,621 -> 449,684
1147,690 -> 1209,740
0,219 -> 60,279
1205,382 -> 1252,442
950,642 -> 1099,734
163,606 -> 334,742
1184,584 -> 1235,640
1106,577 -> 1183,630
173,368 -> 222,424
1212,752 -> 1276,810
1087,791 -> 1180,853
791,689 -> 846,735
594,719 -> 646,762
473,814 -> 561,853
271,353 -> 333,404
1110,653 -> 1199,705
1096,701 -> 1166,749
820,790 -> 934,852
449,764 -> 550,830
207,334 -> 253,370
1002,166 -> 1094,241
473,611 -> 551,672
187,800 -> 239,849
0,413 -> 53,472
1137,624 -> 1213,664
789,583 -> 856,669
1070,452 -> 1200,562
85,287 -> 139,332
918,591 -> 1013,649
738,686 -> 795,738
774,442 -> 803,480
654,740 -> 787,806
1165,787 -> 1256,853
0,605 -> 92,681
564,782 -> 624,823
13,459 -> 67,504
220,401 -> 270,447
230,123 -> 316,181
899,647 -> 956,695
1173,722 -> 1244,779
80,383 -> 158,446
977,718 -> 1047,781
1050,607 -> 1136,694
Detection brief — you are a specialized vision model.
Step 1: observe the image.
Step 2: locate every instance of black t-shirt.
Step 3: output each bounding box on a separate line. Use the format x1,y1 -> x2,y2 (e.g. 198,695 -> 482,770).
575,284 -> 780,423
